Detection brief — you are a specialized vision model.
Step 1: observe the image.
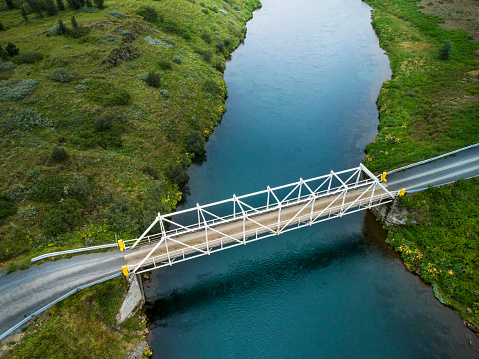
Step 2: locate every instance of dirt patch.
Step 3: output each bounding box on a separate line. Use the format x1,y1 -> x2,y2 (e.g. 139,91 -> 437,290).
418,0 -> 479,41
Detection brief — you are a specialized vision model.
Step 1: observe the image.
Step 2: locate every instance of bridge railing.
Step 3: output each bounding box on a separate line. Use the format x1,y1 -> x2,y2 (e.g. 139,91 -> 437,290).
123,164 -> 388,250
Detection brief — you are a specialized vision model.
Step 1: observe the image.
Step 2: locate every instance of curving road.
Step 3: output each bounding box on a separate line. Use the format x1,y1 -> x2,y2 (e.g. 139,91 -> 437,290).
1,144 -> 478,340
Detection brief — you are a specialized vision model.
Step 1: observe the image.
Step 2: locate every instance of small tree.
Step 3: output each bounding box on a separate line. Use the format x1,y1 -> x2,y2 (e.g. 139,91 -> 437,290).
0,46 -> 7,60
165,163 -> 189,185
438,40 -> 452,60
0,22 -> 4,31
58,18 -> 67,34
26,0 -> 43,17
45,0 -> 58,16
93,0 -> 103,8
145,71 -> 161,88
56,0 -> 65,10
21,6 -> 28,20
85,0 -> 92,7
71,15 -> 78,28
6,42 -> 19,57
6,0 -> 15,9
185,130 -> 206,156
52,147 -> 69,162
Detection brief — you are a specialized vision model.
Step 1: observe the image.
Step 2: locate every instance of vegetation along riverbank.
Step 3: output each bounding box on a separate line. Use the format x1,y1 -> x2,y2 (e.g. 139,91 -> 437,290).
363,0 -> 479,335
0,0 -> 261,356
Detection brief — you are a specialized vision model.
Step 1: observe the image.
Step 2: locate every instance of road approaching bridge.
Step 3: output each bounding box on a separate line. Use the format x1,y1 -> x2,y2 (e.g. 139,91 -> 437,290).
1,144 -> 479,341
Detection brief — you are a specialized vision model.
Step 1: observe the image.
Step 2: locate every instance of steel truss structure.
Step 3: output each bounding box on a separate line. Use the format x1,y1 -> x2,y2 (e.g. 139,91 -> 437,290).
123,164 -> 398,274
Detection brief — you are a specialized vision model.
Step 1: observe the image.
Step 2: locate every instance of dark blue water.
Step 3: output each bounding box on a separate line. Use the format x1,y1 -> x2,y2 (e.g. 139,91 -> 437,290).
144,0 -> 479,357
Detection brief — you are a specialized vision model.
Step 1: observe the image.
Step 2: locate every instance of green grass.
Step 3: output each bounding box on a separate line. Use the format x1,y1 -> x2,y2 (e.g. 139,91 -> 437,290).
364,0 -> 479,334
0,0 -> 261,270
1,277 -> 148,359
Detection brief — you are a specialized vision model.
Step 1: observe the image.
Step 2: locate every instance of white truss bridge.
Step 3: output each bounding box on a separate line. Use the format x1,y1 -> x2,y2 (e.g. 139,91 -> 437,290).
121,164 -> 403,275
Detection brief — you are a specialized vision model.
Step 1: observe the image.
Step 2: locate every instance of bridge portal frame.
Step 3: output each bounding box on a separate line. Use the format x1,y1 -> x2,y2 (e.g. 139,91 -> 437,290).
124,164 -> 397,274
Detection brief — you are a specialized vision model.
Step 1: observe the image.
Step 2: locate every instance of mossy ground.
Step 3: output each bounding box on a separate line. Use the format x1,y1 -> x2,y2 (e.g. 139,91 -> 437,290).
364,0 -> 479,334
0,0 -> 260,355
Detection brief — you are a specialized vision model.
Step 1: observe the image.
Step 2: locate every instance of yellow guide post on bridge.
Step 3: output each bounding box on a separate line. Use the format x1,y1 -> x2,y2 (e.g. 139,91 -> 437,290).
381,172 -> 387,183
122,265 -> 129,276
399,188 -> 406,197
118,240 -> 125,251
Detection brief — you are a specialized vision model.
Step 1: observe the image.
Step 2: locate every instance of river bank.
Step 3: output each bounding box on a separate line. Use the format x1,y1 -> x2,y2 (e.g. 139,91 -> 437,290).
364,0 -> 479,336
0,0 -> 261,356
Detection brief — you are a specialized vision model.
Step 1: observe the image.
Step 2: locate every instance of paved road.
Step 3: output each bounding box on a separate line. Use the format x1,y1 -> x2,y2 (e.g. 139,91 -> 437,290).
1,144 -> 478,340
0,251 -> 124,338
387,146 -> 479,192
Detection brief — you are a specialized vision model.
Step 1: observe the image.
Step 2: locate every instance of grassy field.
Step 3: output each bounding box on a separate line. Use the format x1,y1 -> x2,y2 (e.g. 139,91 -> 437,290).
0,0 -> 260,355
363,0 -> 479,334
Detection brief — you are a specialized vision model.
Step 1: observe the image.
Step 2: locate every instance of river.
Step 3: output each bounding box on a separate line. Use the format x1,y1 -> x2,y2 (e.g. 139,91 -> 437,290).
143,0 -> 479,357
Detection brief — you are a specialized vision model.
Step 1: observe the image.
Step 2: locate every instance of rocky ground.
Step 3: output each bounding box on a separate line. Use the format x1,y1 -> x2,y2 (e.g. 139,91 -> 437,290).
419,0 -> 479,41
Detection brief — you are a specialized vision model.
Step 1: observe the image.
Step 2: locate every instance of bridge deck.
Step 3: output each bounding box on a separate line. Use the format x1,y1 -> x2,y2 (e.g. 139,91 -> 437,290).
124,184 -> 392,272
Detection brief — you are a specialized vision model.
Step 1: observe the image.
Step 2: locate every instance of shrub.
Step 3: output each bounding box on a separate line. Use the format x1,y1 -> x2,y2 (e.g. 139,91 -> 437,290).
26,0 -> 43,17
13,52 -> 43,64
200,32 -> 212,43
172,55 -> 182,64
0,46 -> 8,60
52,146 -> 69,162
165,163 -> 189,185
94,0 -> 104,9
85,0 -> 92,7
21,6 -> 28,20
144,71 -> 161,88
29,175 -> 65,202
218,9 -> 227,16
84,79 -> 131,106
70,175 -> 92,200
77,6 -> 98,12
43,198 -> 81,236
66,0 -> 82,10
6,108 -> 51,130
94,115 -> 112,131
202,51 -> 212,63
439,40 -> 452,60
214,59 -> 225,73
6,0 -> 15,9
143,164 -> 159,179
0,61 -> 16,69
56,0 -> 65,11
202,79 -> 219,95
106,193 -> 138,233
66,27 -> 90,38
0,23 -> 4,31
6,42 -> 19,57
136,6 -> 158,23
49,68 -> 78,82
159,20 -> 191,40
160,89 -> 169,98
45,0 -> 58,15
0,195 -> 16,222
2,184 -> 26,203
216,41 -> 225,53
108,11 -> 124,18
201,8 -> 208,14
158,60 -> 172,69
185,130 -> 206,156
71,15 -> 78,27
0,79 -> 38,101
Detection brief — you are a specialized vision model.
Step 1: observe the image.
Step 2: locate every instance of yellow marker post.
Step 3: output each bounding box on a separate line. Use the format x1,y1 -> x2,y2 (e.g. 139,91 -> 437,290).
118,240 -> 125,251
381,172 -> 387,183
399,188 -> 406,197
122,265 -> 129,276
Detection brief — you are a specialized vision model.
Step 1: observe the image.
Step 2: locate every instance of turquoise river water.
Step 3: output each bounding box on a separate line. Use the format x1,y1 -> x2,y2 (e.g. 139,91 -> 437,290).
144,0 -> 479,357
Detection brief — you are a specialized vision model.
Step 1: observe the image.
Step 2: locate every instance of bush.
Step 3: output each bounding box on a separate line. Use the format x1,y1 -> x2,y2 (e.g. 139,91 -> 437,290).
26,0 -> 43,17
21,6 -> 28,20
202,51 -> 212,63
200,32 -> 212,43
159,20 -> 191,40
45,0 -> 58,15
0,23 -> 4,31
51,146 -> 69,162
201,8 -> 208,14
158,60 -> 172,70
6,0 -> 15,9
136,6 -> 158,23
216,41 -> 225,53
145,71 -> 161,88
13,52 -> 43,64
160,89 -> 169,98
0,46 -> 8,60
43,198 -> 81,236
106,193 -> 138,233
172,56 -> 182,64
84,80 -> 131,106
0,195 -> 17,222
165,162 -> 189,185
108,11 -> 124,18
65,27 -> 90,38
94,115 -> 112,131
439,40 -> 452,60
143,164 -> 159,179
214,59 -> 225,73
49,68 -> 78,82
0,79 -> 38,101
94,0 -> 104,9
6,42 -> 19,57
6,108 -> 51,130
29,175 -> 65,202
202,79 -> 219,95
185,130 -> 206,156
56,0 -> 65,11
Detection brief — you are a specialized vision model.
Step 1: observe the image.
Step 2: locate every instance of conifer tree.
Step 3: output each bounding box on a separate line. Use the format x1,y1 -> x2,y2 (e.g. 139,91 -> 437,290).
45,0 -> 58,16
6,0 -> 15,9
21,6 -> 28,20
71,15 -> 78,28
0,22 -> 4,31
56,0 -> 65,10
26,0 -> 43,17
85,0 -> 92,7
58,18 -> 67,34
93,0 -> 104,9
